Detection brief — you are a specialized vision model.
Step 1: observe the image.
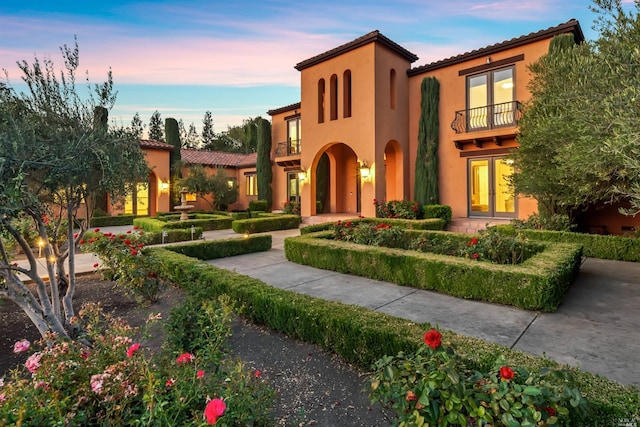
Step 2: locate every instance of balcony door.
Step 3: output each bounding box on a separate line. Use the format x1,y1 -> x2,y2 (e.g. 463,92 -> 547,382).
468,157 -> 515,217
467,66 -> 514,131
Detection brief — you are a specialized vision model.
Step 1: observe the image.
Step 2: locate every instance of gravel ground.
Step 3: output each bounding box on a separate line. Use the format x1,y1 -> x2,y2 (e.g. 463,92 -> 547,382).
1,274 -> 394,426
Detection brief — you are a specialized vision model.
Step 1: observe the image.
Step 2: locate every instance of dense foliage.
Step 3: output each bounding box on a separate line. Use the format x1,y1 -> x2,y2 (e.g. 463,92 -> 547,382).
414,77 -> 440,205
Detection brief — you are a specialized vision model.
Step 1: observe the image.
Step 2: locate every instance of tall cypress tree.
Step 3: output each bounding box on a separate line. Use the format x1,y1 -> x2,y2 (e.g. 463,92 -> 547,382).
165,118 -> 182,206
414,77 -> 440,205
256,117 -> 272,210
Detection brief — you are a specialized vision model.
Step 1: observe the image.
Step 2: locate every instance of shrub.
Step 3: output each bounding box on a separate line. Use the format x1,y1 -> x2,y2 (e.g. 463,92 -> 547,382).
456,227 -> 545,265
374,199 -> 423,219
166,235 -> 272,260
333,221 -> 409,249
0,302 -> 275,426
494,225 -> 640,262
249,199 -> 268,212
232,215 -> 300,234
370,328 -> 588,426
423,204 -> 452,225
512,213 -> 575,232
81,227 -> 166,303
90,214 -> 138,227
283,200 -> 300,215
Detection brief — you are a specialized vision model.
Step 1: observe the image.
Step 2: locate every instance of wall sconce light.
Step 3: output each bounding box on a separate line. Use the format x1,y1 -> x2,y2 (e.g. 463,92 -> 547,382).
227,179 -> 234,189
160,180 -> 170,193
486,56 -> 491,64
298,169 -> 307,181
359,160 -> 370,179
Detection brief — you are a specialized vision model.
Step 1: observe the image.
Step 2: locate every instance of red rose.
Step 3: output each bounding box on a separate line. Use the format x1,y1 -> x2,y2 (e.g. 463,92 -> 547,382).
499,366 -> 514,380
473,253 -> 479,259
423,329 -> 442,349
204,398 -> 226,424
197,370 -> 205,378
544,406 -> 556,417
175,353 -> 195,364
126,343 -> 140,358
94,228 -> 100,232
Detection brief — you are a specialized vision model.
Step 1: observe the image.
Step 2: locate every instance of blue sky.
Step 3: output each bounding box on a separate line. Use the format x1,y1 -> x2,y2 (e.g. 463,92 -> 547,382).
0,1 -> 626,134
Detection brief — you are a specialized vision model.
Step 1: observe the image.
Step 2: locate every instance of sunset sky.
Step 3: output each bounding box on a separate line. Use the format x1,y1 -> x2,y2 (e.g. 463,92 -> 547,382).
0,1 -> 627,134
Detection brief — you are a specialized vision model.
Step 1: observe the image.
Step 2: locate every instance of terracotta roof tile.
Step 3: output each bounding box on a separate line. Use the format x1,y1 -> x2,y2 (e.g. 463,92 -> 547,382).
408,19 -> 584,76
181,149 -> 257,168
267,102 -> 301,116
295,30 -> 418,71
139,139 -> 175,151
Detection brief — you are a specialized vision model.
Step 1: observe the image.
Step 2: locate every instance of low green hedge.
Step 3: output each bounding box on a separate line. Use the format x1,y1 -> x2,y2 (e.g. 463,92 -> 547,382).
144,247 -> 640,425
82,227 -> 204,246
134,216 -> 232,232
249,200 -> 268,211
423,204 -> 452,225
232,215 -> 300,234
90,214 -> 139,227
299,217 -> 446,235
494,225 -> 640,262
284,231 -> 582,312
166,234 -> 272,259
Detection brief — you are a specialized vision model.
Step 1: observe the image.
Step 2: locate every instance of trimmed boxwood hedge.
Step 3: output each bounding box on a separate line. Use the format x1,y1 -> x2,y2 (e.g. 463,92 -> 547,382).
143,246 -> 640,426
423,204 -> 452,225
284,231 -> 582,312
134,216 -> 232,232
82,227 -> 204,245
232,214 -> 300,234
494,225 -> 640,262
166,234 -> 272,259
90,214 -> 139,227
300,217 -> 446,235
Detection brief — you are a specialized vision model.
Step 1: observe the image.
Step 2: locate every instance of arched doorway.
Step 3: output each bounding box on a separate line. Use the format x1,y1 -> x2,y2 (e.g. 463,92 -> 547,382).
384,140 -> 403,201
314,143 -> 360,214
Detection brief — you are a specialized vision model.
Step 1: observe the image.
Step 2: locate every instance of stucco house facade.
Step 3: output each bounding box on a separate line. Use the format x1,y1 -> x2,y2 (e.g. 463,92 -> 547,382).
267,19 -> 640,233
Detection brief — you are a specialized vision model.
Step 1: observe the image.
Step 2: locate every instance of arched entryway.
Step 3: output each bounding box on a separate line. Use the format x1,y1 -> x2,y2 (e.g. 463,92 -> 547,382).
312,143 -> 360,215
384,140 -> 403,201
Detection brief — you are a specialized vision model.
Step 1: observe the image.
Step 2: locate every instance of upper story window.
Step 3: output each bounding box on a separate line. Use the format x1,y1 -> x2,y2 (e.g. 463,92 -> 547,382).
390,68 -> 397,109
467,66 -> 514,130
287,116 -> 301,155
343,70 -> 352,118
330,74 -> 338,121
318,79 -> 325,123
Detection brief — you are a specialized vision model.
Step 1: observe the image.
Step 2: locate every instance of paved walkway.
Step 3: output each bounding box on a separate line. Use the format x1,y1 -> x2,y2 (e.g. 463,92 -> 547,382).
16,226 -> 640,387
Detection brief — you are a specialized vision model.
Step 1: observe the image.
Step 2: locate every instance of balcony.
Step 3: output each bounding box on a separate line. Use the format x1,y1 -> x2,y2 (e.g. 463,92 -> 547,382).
274,139 -> 301,167
450,101 -> 522,149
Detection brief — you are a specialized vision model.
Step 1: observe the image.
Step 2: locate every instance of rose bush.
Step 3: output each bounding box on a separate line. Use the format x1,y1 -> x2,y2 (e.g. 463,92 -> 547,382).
0,299 -> 275,426
370,328 -> 588,426
81,227 -> 167,303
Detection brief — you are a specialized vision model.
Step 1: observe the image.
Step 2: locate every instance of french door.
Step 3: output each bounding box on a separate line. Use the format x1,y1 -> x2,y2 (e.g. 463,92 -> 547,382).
468,157 -> 515,217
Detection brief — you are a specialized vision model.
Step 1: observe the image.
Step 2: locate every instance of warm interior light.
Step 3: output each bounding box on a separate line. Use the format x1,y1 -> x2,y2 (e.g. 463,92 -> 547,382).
227,180 -> 234,189
501,81 -> 513,89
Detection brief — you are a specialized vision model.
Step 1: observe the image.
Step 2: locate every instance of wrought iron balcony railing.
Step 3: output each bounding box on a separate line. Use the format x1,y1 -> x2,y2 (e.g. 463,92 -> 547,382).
450,101 -> 522,134
275,139 -> 301,157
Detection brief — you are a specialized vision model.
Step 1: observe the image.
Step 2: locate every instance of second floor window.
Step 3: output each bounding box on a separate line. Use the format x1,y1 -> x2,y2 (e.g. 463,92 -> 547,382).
287,117 -> 301,154
467,66 -> 514,130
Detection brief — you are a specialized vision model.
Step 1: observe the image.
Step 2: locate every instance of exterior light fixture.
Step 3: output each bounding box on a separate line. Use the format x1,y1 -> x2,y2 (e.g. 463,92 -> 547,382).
359,160 -> 370,179
298,169 -> 307,181
160,180 -> 170,193
227,179 -> 234,189
243,231 -> 250,239
37,238 -> 45,257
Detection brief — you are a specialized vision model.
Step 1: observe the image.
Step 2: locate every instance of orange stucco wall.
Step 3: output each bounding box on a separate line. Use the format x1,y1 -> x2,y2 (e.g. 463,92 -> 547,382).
406,39 -> 555,221
179,164 -> 255,212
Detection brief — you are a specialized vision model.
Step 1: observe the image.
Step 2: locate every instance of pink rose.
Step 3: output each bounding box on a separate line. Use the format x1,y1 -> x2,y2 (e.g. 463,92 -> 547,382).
175,353 -> 195,364
25,353 -> 42,373
13,339 -> 30,353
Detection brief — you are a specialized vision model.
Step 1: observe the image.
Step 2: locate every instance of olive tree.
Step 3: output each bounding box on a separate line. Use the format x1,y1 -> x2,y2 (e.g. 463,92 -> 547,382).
0,40 -> 149,339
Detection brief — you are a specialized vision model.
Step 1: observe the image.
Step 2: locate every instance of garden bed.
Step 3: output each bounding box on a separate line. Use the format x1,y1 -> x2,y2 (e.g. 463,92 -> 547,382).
284,230 -> 583,312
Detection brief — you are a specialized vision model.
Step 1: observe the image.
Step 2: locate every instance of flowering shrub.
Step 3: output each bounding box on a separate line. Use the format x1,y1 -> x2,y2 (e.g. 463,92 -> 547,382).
283,200 -> 301,215
333,220 -> 409,249
374,199 -> 422,219
81,228 -> 167,303
370,328 -> 588,426
0,301 -> 275,426
458,227 -> 545,265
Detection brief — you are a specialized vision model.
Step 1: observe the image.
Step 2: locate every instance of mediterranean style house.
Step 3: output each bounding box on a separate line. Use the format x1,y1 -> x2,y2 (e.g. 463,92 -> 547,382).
106,18 -> 638,235
267,19 -> 588,231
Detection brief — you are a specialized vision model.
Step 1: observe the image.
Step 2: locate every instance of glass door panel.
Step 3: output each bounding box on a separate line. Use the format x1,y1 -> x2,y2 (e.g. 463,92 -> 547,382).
469,157 -> 516,217
492,68 -> 514,127
468,75 -> 488,130
470,159 -> 490,214
494,159 -> 515,214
